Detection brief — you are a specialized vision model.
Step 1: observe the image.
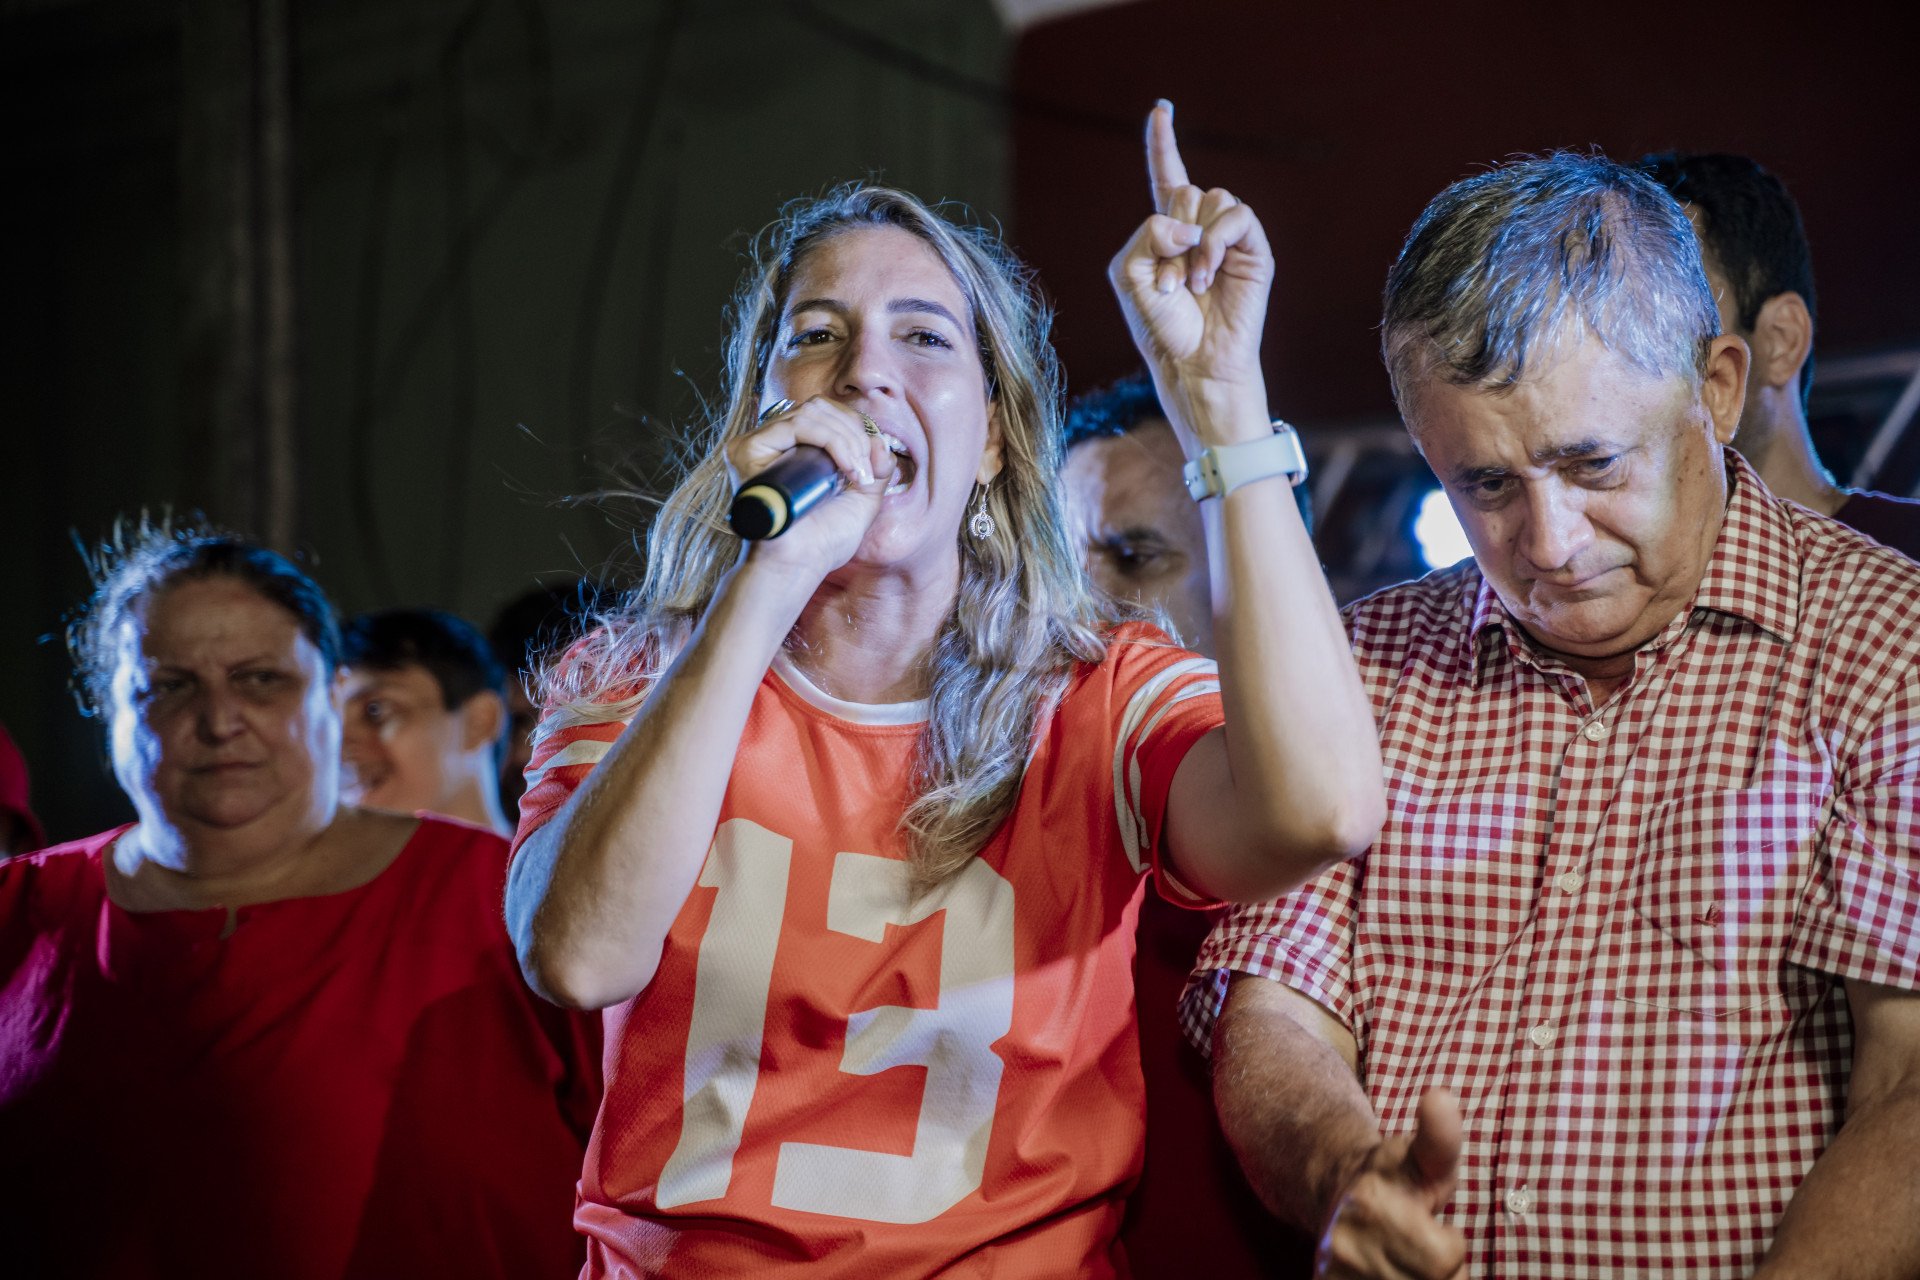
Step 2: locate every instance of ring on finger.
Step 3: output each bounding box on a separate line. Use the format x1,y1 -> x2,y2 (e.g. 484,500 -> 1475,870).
860,412 -> 880,437
757,397 -> 795,424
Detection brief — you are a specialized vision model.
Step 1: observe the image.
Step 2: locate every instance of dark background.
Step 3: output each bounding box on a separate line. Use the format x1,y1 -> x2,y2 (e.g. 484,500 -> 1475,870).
6,0 -> 1916,844
1011,0 -> 1920,420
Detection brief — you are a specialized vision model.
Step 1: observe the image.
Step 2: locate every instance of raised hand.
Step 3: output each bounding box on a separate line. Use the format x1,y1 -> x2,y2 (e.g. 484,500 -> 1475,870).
1318,1088 -> 1469,1280
1108,100 -> 1275,446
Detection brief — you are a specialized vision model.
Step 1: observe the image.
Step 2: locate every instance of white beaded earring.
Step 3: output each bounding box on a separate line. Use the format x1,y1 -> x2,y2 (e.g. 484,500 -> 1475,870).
968,484 -> 996,540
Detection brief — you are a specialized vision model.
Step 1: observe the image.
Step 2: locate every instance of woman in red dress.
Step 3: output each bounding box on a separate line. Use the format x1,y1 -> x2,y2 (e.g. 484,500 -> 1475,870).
0,529 -> 600,1279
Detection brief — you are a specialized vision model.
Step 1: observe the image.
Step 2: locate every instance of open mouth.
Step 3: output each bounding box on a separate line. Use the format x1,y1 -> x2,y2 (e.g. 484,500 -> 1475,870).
878,430 -> 916,495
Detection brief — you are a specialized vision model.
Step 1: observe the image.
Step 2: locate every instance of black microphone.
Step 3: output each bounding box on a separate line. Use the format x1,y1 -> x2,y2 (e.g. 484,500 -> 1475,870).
729,446 -> 844,540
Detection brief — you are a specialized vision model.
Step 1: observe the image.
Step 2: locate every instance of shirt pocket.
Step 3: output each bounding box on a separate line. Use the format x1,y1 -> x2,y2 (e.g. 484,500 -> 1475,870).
1367,788 -> 1532,966
1619,785 -> 1825,1030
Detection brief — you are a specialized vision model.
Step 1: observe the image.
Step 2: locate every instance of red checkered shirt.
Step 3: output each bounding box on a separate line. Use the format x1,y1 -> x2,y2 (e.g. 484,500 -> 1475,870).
1183,452 -> 1920,1278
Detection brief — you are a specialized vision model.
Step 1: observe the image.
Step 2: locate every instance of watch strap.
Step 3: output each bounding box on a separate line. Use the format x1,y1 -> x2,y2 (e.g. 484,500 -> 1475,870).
1182,422 -> 1308,501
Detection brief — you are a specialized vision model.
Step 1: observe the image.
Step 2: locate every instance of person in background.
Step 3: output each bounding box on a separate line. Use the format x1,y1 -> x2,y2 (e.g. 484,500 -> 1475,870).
0,527 -> 599,1279
1197,152 -> 1920,1278
1640,151 -> 1920,557
487,580 -> 591,816
505,103 -> 1383,1277
1062,372 -> 1312,1275
1064,371 -> 1222,655
340,607 -> 513,837
0,722 -> 47,858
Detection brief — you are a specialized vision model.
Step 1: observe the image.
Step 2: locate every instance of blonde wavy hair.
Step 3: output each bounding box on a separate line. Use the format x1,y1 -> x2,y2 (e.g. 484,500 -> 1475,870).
545,183 -> 1113,887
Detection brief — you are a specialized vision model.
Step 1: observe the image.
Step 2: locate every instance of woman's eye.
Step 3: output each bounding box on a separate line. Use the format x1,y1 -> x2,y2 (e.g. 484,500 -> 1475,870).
907,328 -> 953,349
786,327 -> 834,348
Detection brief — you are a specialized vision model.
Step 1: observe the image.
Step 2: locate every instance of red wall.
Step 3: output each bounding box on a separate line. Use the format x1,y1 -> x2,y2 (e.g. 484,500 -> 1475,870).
1011,0 -> 1920,422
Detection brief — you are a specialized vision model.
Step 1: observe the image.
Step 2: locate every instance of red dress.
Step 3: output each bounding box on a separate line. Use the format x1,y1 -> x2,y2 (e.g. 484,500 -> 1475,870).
0,816 -> 600,1279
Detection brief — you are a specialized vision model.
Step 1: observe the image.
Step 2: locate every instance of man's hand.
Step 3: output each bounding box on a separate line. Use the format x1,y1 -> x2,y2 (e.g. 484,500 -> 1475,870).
1108,99 -> 1273,446
1318,1088 -> 1468,1280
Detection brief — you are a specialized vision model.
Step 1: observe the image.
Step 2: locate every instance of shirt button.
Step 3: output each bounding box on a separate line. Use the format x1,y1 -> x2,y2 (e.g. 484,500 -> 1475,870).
1528,1022 -> 1556,1048
1506,1186 -> 1535,1217
1556,870 -> 1584,894
1582,720 -> 1608,742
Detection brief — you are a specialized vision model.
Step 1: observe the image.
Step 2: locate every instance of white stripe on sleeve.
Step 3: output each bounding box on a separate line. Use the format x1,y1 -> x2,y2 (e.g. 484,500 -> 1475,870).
523,736 -> 615,792
1112,657 -> 1220,874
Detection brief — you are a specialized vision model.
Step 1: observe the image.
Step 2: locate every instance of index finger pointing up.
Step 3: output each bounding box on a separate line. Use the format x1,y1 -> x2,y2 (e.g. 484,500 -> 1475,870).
1146,99 -> 1190,214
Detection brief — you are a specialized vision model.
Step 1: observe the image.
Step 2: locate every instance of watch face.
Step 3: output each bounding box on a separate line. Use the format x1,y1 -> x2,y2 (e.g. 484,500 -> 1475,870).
1181,456 -> 1214,501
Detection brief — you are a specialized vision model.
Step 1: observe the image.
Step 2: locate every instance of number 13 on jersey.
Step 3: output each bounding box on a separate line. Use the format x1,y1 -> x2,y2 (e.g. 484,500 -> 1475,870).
656,818 -> 1018,1224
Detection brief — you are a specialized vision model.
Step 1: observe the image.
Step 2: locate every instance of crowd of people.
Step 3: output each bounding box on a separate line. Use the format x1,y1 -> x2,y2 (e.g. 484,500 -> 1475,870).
2,102 -> 1916,1279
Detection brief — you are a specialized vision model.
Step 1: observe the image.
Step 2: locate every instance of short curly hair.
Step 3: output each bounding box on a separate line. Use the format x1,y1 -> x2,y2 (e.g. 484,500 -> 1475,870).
69,517 -> 341,720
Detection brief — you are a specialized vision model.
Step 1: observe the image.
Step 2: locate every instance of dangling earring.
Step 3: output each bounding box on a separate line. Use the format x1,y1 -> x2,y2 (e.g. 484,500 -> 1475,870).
968,484 -> 997,540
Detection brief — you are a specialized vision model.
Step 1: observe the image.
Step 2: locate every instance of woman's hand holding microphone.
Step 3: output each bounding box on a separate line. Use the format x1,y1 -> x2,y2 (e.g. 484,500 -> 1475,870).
724,397 -> 898,580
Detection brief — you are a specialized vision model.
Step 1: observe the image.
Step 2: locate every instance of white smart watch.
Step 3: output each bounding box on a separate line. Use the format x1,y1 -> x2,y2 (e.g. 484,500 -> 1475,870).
1182,421 -> 1308,501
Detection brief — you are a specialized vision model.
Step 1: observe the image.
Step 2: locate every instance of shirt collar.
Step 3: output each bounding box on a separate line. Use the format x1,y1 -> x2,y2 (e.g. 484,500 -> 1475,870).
1463,448 -> 1799,684
1686,449 -> 1801,643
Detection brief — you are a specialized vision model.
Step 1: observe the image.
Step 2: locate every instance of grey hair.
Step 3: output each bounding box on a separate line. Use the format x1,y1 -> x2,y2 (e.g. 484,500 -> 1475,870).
1381,151 -> 1721,409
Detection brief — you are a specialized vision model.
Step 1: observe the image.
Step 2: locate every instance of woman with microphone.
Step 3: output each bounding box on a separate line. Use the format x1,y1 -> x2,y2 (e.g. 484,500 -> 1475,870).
506,104 -> 1381,1277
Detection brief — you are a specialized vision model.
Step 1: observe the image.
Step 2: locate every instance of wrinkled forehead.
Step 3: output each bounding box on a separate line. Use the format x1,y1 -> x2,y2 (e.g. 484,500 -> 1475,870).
115,570 -> 334,676
125,577 -> 299,651
107,586 -> 325,716
1405,334 -> 1701,460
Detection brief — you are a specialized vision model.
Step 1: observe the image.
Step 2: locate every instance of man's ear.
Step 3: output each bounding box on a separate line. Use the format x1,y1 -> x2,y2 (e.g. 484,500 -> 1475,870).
976,399 -> 1006,485
1749,291 -> 1813,392
460,690 -> 507,753
1702,334 -> 1750,446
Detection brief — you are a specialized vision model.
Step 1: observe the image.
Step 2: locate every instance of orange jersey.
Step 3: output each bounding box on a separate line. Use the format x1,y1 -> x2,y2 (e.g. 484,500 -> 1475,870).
514,623 -> 1222,1278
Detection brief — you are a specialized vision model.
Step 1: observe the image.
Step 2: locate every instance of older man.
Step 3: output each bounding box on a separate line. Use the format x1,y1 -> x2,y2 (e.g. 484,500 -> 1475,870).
1191,154 -> 1920,1278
